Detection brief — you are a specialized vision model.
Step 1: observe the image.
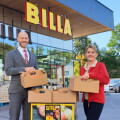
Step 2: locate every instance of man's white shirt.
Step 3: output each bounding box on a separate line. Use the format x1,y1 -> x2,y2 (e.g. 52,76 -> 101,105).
17,46 -> 30,61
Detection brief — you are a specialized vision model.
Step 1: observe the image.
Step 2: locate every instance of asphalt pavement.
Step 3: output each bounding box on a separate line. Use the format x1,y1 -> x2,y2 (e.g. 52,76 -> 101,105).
0,93 -> 120,120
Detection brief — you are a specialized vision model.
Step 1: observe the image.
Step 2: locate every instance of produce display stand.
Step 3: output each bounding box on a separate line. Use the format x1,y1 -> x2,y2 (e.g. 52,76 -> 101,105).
31,103 -> 77,120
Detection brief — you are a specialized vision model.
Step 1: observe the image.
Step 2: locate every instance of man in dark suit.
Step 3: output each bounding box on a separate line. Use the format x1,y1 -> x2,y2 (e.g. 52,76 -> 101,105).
5,31 -> 39,120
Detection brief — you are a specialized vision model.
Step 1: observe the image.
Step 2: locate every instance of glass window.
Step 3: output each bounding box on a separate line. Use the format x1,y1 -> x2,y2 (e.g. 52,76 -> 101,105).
0,23 -> 74,87
4,38 -> 16,56
27,43 -> 38,55
64,51 -> 74,86
0,38 -> 3,61
37,33 -> 73,51
50,48 -> 64,65
31,32 -> 38,43
49,37 -> 64,49
37,45 -> 51,78
38,34 -> 50,46
64,40 -> 73,51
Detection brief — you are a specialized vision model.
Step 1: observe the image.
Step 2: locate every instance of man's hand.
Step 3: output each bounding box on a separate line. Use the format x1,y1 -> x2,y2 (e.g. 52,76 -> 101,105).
81,73 -> 89,80
24,67 -> 36,73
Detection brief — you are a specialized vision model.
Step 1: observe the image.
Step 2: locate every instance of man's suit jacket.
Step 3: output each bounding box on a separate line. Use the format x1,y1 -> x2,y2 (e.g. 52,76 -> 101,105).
5,48 -> 39,93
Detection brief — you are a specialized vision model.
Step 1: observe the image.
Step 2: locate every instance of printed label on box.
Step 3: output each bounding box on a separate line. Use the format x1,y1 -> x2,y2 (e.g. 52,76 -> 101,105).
31,104 -> 74,120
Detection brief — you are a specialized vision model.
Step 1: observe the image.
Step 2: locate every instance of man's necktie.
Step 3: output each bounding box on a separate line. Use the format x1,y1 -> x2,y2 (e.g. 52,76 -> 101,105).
23,49 -> 28,64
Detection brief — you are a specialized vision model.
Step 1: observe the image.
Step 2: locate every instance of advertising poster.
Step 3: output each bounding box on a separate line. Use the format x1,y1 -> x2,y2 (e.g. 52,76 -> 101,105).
31,104 -> 74,120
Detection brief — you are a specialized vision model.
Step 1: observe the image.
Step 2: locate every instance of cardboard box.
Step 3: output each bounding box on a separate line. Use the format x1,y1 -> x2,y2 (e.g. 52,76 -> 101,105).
53,87 -> 79,103
20,70 -> 47,88
28,89 -> 52,103
69,76 -> 99,93
4,75 -> 11,81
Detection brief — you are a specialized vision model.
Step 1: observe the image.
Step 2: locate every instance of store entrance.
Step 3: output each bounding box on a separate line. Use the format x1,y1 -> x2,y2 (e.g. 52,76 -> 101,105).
50,65 -> 65,87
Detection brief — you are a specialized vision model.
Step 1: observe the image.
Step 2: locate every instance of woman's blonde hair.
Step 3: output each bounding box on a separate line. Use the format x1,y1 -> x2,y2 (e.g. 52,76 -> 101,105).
86,44 -> 97,53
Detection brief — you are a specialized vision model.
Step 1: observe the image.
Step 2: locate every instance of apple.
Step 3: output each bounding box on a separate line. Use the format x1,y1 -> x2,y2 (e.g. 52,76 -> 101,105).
38,105 -> 45,117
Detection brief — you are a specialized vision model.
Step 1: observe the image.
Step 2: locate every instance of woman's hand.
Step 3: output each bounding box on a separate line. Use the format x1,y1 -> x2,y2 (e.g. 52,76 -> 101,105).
81,73 -> 89,80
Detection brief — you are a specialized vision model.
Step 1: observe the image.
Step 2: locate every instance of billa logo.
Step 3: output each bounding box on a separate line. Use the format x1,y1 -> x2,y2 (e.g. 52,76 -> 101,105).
25,2 -> 72,36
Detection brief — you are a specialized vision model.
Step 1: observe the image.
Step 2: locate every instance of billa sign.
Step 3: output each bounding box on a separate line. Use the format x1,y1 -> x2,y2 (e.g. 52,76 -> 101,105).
25,2 -> 72,36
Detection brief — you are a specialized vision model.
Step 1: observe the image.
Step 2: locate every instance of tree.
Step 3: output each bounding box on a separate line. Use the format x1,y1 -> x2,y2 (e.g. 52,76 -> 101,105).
73,36 -> 91,75
104,23 -> 120,78
107,23 -> 120,54
0,42 -> 15,55
73,36 -> 91,57
0,42 -> 15,60
99,47 -> 120,78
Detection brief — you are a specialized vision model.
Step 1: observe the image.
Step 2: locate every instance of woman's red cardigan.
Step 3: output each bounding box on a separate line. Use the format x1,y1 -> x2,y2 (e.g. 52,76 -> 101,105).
80,61 -> 109,104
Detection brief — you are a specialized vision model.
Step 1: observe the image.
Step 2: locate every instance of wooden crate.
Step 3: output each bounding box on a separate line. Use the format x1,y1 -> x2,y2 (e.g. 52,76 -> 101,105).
0,84 -> 9,103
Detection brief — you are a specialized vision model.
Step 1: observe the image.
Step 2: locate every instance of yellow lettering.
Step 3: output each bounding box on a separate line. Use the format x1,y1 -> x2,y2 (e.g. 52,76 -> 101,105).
48,12 -> 56,31
46,106 -> 49,110
63,19 -> 72,36
46,116 -> 53,120
40,8 -> 47,27
25,2 -> 72,36
56,15 -> 63,33
25,2 -> 39,24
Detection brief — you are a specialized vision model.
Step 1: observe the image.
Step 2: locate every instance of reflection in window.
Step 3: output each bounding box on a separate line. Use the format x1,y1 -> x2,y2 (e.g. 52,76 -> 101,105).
4,38 -> 16,64
27,43 -> 38,55
0,38 -> 3,61
0,38 -> 4,82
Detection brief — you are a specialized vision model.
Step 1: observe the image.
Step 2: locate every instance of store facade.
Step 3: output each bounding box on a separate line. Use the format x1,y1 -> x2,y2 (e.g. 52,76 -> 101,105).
0,23 -> 74,87
0,0 -> 114,86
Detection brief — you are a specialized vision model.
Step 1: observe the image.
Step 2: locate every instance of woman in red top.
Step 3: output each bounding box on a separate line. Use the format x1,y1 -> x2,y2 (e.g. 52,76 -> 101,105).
80,44 -> 109,120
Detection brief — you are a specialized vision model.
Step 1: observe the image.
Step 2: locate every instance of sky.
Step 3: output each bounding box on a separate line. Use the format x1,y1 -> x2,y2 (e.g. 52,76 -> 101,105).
88,0 -> 120,49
